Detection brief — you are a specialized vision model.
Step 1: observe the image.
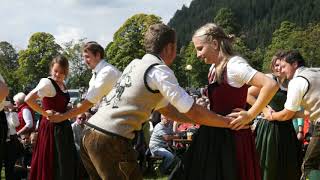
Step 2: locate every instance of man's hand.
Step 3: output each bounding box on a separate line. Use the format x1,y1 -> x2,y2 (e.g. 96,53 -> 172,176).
227,109 -> 250,130
229,111 -> 253,130
227,108 -> 244,118
47,112 -> 65,123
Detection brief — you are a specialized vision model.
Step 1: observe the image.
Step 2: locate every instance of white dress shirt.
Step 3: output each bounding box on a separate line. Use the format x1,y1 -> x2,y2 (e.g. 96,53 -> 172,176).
86,60 -> 121,104
146,58 -> 194,113
284,67 -> 309,112
5,111 -> 19,138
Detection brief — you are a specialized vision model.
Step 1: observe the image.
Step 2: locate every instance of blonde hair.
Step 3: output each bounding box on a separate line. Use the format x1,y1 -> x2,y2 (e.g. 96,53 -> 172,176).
193,23 -> 235,83
270,50 -> 286,73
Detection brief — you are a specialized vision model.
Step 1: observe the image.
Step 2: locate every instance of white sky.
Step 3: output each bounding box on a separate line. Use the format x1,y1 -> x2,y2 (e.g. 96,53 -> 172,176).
0,0 -> 192,49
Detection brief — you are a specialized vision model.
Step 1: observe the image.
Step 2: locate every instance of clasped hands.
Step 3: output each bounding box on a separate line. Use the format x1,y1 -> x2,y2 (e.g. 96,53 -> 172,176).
226,108 -> 254,130
45,110 -> 66,123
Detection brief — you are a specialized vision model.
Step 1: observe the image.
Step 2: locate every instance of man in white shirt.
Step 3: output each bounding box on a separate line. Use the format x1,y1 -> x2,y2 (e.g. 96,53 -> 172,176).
80,23 -> 234,180
263,50 -> 320,180
49,41 -> 121,122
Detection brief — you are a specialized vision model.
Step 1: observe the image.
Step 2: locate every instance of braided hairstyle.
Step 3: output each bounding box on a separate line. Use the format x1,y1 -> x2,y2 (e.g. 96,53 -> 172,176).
193,23 -> 235,84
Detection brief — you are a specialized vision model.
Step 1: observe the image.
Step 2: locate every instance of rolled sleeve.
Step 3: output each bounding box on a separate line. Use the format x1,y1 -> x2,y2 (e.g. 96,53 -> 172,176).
284,77 -> 308,112
173,91 -> 194,113
147,65 -> 194,113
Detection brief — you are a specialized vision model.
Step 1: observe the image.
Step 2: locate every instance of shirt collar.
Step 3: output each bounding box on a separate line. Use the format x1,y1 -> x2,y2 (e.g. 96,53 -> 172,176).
293,66 -> 305,78
143,53 -> 165,64
93,59 -> 107,74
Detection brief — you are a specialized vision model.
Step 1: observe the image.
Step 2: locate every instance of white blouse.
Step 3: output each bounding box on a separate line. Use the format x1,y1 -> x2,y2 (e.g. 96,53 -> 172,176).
31,78 -> 66,98
209,56 -> 258,88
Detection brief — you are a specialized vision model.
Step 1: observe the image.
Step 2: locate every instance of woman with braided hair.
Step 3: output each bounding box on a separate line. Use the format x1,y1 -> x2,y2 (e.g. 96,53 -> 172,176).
169,23 -> 278,180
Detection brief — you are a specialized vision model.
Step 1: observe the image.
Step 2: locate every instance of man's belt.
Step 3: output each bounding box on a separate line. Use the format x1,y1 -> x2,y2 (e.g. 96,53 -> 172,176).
84,122 -> 131,142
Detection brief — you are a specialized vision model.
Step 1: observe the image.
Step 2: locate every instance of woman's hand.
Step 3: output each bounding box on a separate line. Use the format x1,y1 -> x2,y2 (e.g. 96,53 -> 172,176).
297,132 -> 304,142
262,106 -> 275,121
45,110 -> 64,123
44,110 -> 54,117
47,112 -> 66,123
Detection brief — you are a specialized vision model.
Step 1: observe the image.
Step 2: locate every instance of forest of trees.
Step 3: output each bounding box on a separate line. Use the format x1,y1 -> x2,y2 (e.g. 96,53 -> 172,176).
169,0 -> 320,49
1,0 -> 320,98
168,0 -> 320,88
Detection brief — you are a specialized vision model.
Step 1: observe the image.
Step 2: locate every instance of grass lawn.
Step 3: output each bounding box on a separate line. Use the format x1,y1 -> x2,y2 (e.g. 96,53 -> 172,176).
1,167 -> 167,180
1,169 -> 4,180
143,170 -> 168,179
143,177 -> 167,180
143,174 -> 168,180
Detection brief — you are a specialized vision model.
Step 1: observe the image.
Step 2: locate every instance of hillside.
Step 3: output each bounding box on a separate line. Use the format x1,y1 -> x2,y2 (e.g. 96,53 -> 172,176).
168,0 -> 320,49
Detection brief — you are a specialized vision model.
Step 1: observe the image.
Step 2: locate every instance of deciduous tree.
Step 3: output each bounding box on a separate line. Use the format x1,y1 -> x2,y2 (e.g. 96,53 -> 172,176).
106,14 -> 161,70
63,39 -> 91,89
16,32 -> 61,91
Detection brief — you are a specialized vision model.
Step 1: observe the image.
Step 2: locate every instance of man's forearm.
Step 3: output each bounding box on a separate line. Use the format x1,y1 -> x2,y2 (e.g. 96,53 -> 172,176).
158,104 -> 195,124
185,104 -> 230,128
17,126 -> 31,135
272,109 -> 295,121
63,100 -> 93,120
159,103 -> 230,128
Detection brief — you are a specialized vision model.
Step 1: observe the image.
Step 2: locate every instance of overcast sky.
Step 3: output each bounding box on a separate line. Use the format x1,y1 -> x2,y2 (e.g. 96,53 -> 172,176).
0,0 -> 192,49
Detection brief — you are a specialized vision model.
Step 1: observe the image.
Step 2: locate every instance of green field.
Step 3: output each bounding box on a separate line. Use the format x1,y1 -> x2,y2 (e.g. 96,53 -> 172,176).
1,169 -> 4,180
0,168 -> 167,180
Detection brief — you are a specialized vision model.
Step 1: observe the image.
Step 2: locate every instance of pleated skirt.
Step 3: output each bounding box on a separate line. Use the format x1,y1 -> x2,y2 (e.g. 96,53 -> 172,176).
255,119 -> 301,180
170,126 -> 261,180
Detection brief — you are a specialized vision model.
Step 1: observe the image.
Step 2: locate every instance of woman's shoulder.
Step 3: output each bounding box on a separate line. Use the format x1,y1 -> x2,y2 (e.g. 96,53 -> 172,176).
36,77 -> 58,92
38,78 -> 53,86
265,73 -> 274,79
227,56 -> 253,72
228,56 -> 248,64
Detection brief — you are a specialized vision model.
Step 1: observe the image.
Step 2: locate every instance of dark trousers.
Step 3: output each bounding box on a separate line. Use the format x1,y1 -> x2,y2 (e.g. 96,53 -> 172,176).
80,128 -> 142,180
301,122 -> 320,179
0,140 -> 19,180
